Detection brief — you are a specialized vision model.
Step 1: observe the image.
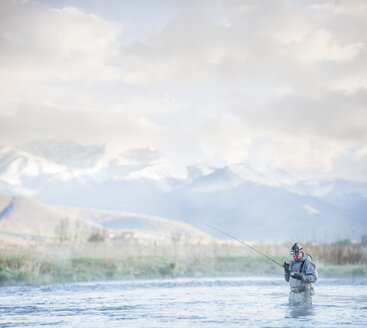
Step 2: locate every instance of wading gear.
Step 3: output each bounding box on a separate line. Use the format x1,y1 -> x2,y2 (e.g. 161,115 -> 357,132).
290,286 -> 306,293
284,252 -> 317,306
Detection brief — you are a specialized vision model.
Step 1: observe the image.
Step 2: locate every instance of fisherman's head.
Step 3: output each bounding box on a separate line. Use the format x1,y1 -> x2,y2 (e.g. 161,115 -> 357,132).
290,243 -> 303,262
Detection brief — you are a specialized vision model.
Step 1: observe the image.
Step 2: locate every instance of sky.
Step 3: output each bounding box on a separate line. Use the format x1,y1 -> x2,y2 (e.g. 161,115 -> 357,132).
0,0 -> 367,182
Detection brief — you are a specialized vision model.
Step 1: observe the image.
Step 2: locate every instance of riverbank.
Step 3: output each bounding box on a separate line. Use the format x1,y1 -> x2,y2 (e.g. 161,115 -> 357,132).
1,253 -> 366,286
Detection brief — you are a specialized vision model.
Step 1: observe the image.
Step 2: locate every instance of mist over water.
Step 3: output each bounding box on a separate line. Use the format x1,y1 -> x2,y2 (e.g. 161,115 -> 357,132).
1,277 -> 366,327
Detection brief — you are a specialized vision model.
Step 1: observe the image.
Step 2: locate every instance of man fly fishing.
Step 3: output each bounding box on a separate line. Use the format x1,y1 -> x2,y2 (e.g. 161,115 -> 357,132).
208,226 -> 318,307
283,243 -> 318,306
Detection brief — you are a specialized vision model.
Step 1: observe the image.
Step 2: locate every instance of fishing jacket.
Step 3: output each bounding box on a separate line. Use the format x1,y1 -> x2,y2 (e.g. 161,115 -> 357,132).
284,253 -> 318,287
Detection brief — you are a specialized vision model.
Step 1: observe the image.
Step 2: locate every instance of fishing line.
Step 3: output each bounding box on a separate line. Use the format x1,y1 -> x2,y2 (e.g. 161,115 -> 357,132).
207,224 -> 283,268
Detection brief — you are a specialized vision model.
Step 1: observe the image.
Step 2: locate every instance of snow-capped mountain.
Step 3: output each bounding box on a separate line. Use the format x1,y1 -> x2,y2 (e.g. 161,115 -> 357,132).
0,139 -> 366,242
0,140 -> 154,188
19,139 -> 106,169
0,146 -> 66,195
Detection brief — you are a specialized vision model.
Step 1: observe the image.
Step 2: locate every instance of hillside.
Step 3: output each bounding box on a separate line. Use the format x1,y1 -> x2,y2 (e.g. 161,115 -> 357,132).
0,192 -> 212,246
0,192 -> 105,245
68,207 -> 211,241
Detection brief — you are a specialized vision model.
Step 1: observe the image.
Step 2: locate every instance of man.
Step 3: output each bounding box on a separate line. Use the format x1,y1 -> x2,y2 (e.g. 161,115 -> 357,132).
283,243 -> 318,306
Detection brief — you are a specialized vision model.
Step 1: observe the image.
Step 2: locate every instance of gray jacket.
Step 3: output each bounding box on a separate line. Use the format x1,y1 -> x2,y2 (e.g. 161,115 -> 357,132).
284,253 -> 318,284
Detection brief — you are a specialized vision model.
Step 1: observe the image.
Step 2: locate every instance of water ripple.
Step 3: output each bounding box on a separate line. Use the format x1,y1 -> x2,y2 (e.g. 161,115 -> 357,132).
0,277 -> 366,327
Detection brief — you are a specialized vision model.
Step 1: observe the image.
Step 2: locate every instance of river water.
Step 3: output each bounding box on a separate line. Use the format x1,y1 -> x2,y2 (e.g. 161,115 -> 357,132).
0,277 -> 366,327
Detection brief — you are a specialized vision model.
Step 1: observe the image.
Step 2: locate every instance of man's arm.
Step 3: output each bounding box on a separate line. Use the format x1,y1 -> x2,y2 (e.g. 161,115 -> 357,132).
302,261 -> 318,283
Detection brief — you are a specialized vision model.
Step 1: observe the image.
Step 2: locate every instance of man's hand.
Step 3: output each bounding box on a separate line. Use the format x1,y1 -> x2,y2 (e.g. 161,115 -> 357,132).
283,261 -> 290,274
291,272 -> 303,281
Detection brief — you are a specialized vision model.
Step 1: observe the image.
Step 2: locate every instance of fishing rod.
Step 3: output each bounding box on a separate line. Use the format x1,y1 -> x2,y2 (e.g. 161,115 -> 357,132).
207,224 -> 284,268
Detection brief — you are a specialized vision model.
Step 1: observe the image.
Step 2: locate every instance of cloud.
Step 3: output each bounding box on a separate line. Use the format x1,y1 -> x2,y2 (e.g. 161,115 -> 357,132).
0,0 -> 366,181
256,138 -> 346,172
230,88 -> 367,171
0,0 -> 123,114
355,146 -> 367,160
122,148 -> 162,165
0,102 -> 175,151
0,2 -> 122,79
198,111 -> 252,165
236,88 -> 367,142
303,204 -> 321,215
118,0 -> 366,88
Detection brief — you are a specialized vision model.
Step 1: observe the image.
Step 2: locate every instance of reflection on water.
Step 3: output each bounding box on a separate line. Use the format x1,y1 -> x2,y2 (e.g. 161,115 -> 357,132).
0,277 -> 366,328
287,305 -> 315,318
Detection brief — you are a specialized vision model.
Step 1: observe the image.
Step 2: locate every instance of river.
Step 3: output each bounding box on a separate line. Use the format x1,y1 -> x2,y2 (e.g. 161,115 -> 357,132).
0,277 -> 366,327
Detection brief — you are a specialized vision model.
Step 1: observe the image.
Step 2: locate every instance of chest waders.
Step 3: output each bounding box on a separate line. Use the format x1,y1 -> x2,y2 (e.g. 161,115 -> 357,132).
289,258 -> 314,306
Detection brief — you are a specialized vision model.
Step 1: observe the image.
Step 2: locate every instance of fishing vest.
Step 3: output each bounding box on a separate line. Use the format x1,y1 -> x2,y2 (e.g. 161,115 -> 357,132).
291,254 -> 312,274
289,255 -> 312,293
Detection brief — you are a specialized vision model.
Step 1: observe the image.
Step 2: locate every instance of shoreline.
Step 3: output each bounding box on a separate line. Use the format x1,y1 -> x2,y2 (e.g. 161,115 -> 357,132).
1,254 -> 366,286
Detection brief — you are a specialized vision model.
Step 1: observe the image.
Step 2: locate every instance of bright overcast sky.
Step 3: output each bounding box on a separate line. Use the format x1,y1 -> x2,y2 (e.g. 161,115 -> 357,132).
0,0 -> 367,182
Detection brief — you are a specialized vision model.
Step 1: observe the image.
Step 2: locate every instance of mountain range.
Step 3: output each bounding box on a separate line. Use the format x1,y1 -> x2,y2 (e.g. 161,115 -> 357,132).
0,139 -> 366,242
